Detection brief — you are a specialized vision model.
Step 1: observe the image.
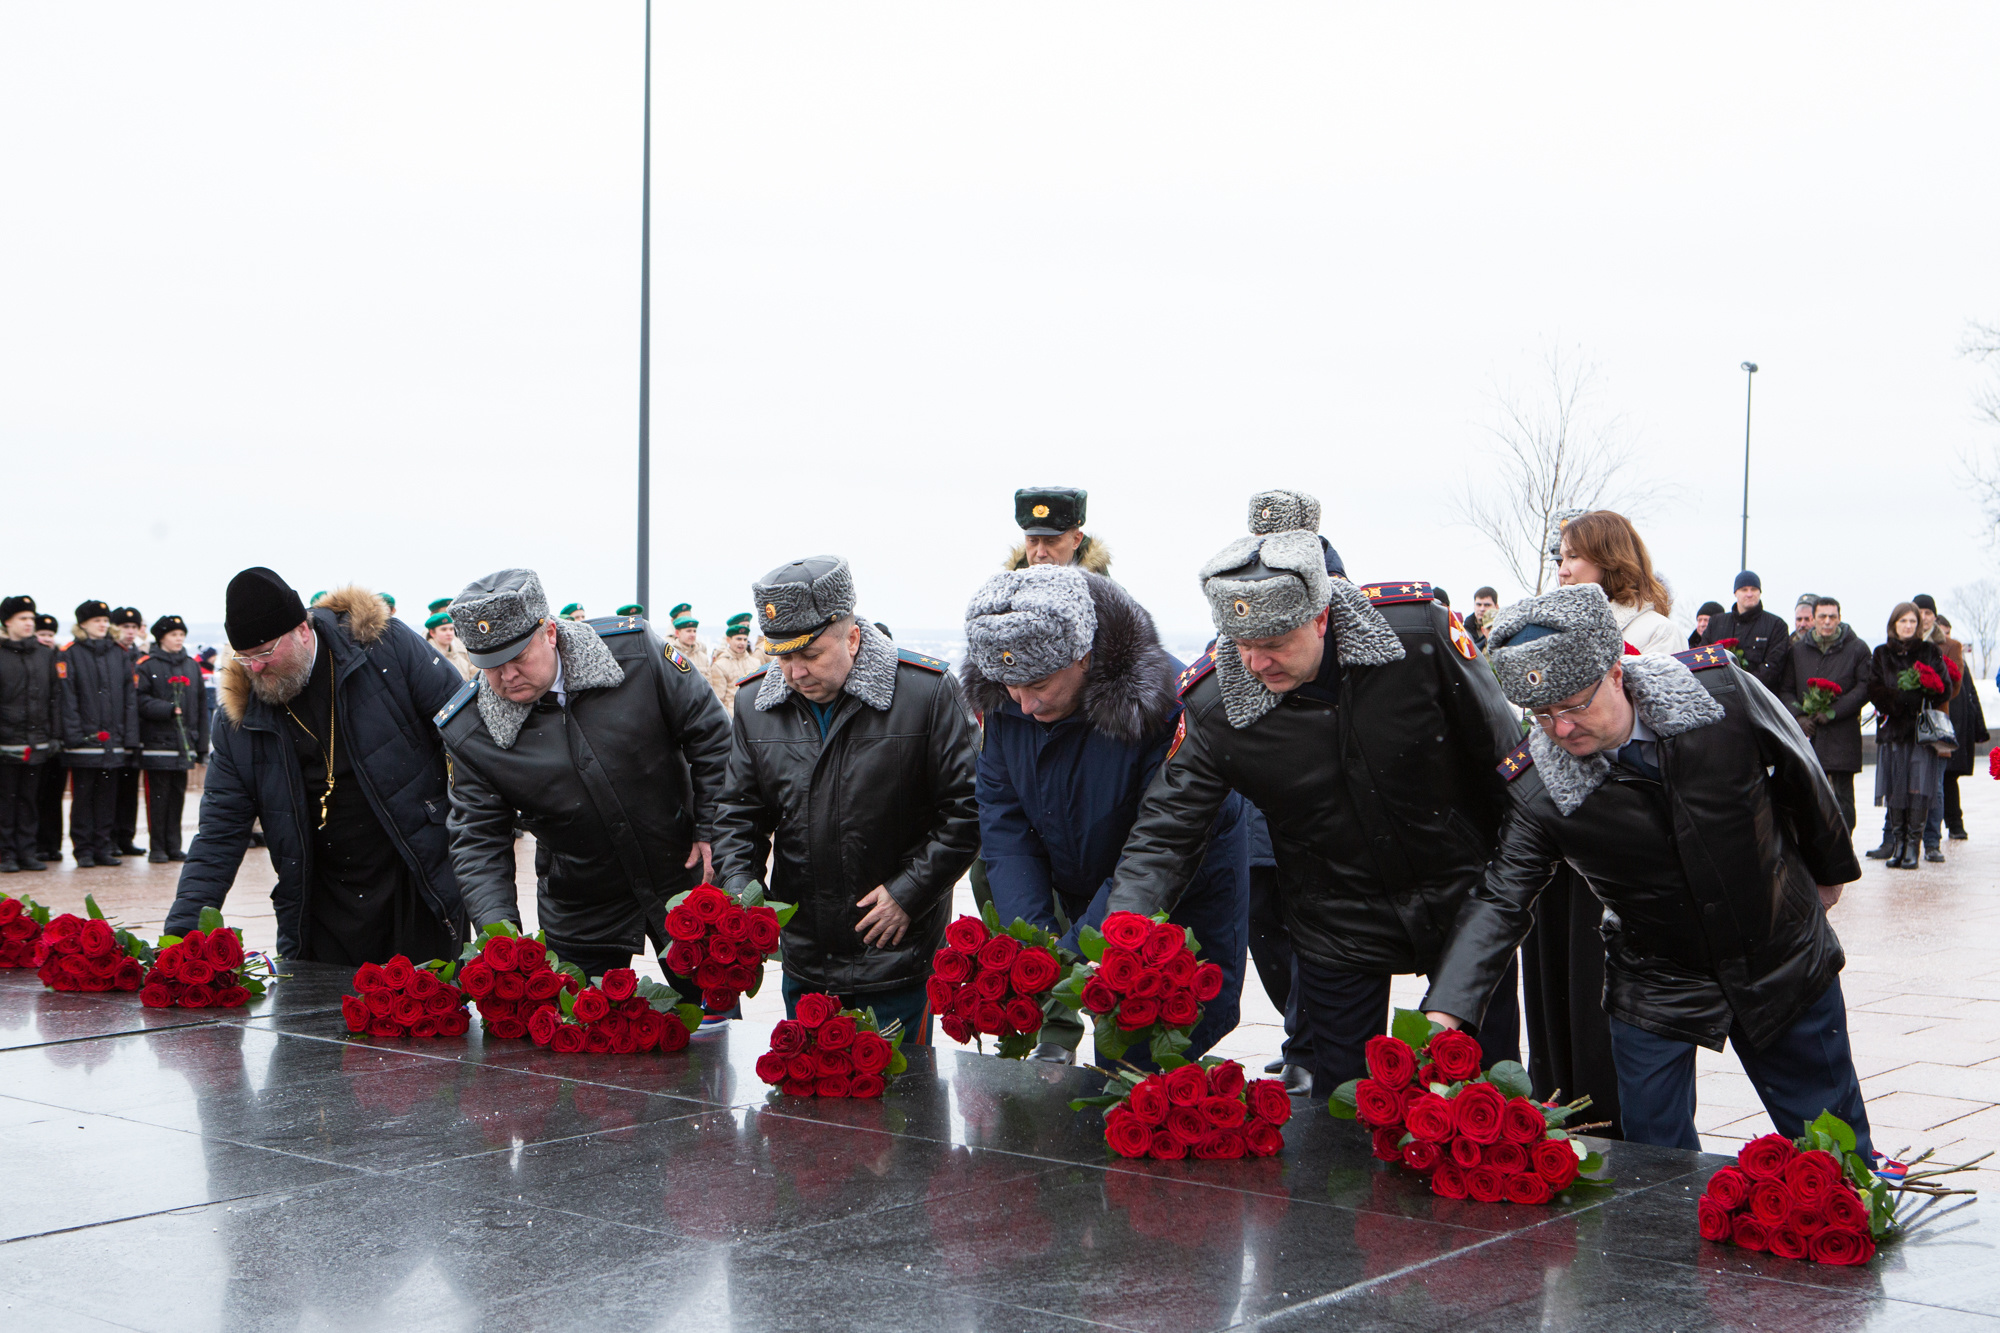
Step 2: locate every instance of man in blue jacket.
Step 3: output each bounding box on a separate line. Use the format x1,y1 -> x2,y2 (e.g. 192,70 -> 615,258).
166,568 -> 467,963
960,564 -> 1249,1064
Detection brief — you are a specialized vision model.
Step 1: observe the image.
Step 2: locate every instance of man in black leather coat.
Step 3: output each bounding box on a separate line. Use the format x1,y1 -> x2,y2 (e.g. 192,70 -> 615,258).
1105,503 -> 1524,1095
1423,583 -> 1870,1154
712,555 -> 979,1043
436,569 -> 733,986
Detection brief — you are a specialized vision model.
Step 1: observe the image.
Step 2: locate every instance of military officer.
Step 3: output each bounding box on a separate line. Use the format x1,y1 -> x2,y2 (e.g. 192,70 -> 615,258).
435,572 -> 734,987
1006,487 -> 1112,574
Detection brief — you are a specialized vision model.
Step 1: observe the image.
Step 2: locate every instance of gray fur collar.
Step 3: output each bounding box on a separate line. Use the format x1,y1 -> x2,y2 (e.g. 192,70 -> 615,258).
754,618 -> 898,714
476,620 -> 627,749
1213,578 -> 1408,729
1530,653 -> 1728,815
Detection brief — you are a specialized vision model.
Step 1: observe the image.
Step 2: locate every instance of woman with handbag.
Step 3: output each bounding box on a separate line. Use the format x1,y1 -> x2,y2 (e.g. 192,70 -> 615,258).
1869,602 -> 1951,870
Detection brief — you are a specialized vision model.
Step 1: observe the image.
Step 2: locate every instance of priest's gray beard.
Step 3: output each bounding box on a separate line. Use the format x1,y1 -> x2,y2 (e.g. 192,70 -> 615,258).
247,653 -> 312,706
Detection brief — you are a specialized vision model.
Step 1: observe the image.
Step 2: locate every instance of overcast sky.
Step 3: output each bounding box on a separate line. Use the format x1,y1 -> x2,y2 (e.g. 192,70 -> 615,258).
5,4 -> 1999,648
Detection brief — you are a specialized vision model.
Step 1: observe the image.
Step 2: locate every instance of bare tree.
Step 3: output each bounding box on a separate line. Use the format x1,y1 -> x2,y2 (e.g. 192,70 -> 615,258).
1951,579 -> 2000,680
1453,347 -> 1648,595
1958,321 -> 2000,542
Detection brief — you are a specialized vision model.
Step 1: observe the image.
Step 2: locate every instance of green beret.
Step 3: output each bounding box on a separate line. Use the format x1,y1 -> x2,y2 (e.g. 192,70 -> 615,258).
669,603 -> 692,619
380,593 -> 396,609
616,604 -> 644,617
726,611 -> 752,626
424,612 -> 451,630
309,590 -> 328,605
673,615 -> 699,629
560,602 -> 582,617
428,597 -> 451,614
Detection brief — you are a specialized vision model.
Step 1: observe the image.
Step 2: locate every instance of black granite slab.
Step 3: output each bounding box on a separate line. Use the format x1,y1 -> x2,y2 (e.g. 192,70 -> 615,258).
0,970 -> 1986,1332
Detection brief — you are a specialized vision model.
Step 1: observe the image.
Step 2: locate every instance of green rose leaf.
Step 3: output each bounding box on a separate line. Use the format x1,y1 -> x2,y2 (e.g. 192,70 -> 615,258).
1329,1077 -> 1361,1119
197,906 -> 225,934
1390,1007 -> 1434,1052
1079,927 -> 1106,963
1807,1110 -> 1858,1155
1484,1060 -> 1533,1100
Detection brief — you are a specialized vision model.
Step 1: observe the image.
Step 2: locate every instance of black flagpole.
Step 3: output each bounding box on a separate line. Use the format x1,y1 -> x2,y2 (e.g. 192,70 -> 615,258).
635,0 -> 653,612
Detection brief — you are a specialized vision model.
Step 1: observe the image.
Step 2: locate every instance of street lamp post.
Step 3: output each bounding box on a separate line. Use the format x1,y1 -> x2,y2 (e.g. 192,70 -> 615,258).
635,0 -> 653,612
1739,361 -> 1757,572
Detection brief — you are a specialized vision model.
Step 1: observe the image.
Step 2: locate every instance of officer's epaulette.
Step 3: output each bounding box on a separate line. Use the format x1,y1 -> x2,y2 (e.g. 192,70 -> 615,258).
737,666 -> 770,685
1496,738 -> 1536,782
433,678 -> 478,729
135,654 -> 151,666
897,647 -> 950,674
1674,644 -> 1732,672
586,615 -> 645,637
1176,649 -> 1216,699
1358,580 -> 1436,606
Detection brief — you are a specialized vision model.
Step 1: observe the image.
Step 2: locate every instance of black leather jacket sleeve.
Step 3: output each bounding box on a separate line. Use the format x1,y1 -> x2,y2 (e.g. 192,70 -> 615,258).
1106,705 -> 1230,917
651,641 -> 734,843
882,680 -> 980,916
445,748 -> 524,929
1421,798 -> 1560,1031
1744,672 -> 1861,888
711,709 -> 777,893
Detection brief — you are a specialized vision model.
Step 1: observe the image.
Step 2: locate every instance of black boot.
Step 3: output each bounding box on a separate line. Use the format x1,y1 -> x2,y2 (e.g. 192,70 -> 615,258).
1922,803 -> 1945,862
1889,811 -> 1920,869
1865,812 -> 1895,859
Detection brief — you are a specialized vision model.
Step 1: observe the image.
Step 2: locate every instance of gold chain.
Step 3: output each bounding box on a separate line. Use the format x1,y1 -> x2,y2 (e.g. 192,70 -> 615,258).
284,681 -> 337,830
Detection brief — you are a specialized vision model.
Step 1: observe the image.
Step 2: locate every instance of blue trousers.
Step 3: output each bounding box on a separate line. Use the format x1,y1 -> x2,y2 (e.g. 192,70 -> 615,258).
781,974 -> 932,1046
1608,977 -> 1871,1156
1296,953 -> 1522,1093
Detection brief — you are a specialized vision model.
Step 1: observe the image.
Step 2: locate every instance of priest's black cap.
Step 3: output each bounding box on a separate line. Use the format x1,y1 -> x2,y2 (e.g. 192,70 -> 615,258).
225,568 -> 308,650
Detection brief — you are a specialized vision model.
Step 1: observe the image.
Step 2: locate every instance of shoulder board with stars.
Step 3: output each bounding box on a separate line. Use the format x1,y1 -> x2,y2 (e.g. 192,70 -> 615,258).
1177,649 -> 1216,699
665,646 -> 693,672
1358,581 -> 1435,606
1673,645 -> 1731,672
587,615 -> 644,637
897,648 -> 950,674
433,678 -> 478,729
1496,738 -> 1536,782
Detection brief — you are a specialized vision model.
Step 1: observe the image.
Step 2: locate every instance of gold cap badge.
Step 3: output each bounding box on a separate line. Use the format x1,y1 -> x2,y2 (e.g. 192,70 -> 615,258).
1032,504 -> 1050,518
1000,650 -> 1015,664
764,602 -> 777,619
477,620 -> 490,633
1233,599 -> 1249,617
1526,668 -> 1544,686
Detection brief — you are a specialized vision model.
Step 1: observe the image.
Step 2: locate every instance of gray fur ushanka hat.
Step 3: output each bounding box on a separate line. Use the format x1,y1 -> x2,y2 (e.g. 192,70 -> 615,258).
1486,582 -> 1625,710
964,565 -> 1097,685
752,555 -> 856,655
1247,489 -> 1321,535
1200,529 -> 1331,640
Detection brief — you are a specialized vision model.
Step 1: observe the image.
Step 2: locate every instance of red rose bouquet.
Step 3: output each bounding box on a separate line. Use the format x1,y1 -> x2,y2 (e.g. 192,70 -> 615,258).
1989,745 -> 2000,780
34,895 -> 151,993
755,991 -> 908,1098
142,908 -> 274,1008
0,891 -> 50,968
1698,1112 -> 1981,1264
1049,910 -> 1221,1065
1072,1057 -> 1290,1160
527,967 -> 703,1054
452,923 -> 583,1039
662,881 -> 793,1014
342,953 -> 472,1037
1330,1008 -> 1607,1203
1897,661 -> 1946,696
927,905 -> 1070,1058
1799,677 -> 1842,722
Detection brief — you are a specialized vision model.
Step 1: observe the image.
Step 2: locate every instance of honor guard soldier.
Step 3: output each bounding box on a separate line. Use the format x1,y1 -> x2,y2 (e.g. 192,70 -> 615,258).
133,615 -> 208,862
1007,487 -> 1111,573
31,613 -> 66,861
1,595 -> 62,872
711,556 -> 979,1041
1422,584 -> 1871,1153
435,573 -> 734,986
962,564 -> 1250,1063
108,606 -> 147,856
706,613 -> 764,713
1105,495 -> 1524,1095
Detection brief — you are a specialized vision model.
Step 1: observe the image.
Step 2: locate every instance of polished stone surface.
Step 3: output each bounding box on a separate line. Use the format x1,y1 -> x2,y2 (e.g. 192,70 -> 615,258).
0,964 -> 1991,1331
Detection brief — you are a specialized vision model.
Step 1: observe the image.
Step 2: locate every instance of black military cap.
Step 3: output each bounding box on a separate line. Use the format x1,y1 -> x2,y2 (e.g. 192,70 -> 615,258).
110,606 -> 144,627
75,600 -> 112,624
34,613 -> 58,634
1,595 -> 34,621
1014,487 -> 1087,536
151,615 -> 187,639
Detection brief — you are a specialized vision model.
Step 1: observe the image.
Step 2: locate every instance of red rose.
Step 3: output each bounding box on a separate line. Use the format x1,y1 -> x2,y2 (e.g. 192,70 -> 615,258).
1403,1092 -> 1455,1143
1246,1079 -> 1291,1126
1099,911 -> 1152,952
1159,988 -> 1200,1028
457,960 -> 494,998
762,1020 -> 803,1058
96,730 -> 111,743
1105,1106 -> 1152,1158
141,982 -> 174,1008
794,992 -> 840,1029
1704,1166 -> 1750,1209
1166,1104 -> 1210,1145
714,908 -> 751,942
369,1019 -> 404,1038
1201,1095 -> 1247,1129
1245,1120 -> 1284,1157
664,907 -> 705,942
1004,996 -> 1044,1033
707,939 -> 740,967
1115,996 -> 1159,1031
391,994 -> 425,1026
657,1015 -> 690,1053
1915,662 -> 1946,693
1784,1149 -> 1841,1206
481,935 -> 518,970
1768,1227 -> 1808,1261
1190,961 -> 1224,1002
849,1030 -> 894,1074
1451,1136 -> 1482,1169
687,886 -> 731,922
782,1080 -> 814,1097
1486,1141 -> 1528,1175
1097,949 -> 1142,992
1369,1125 -> 1403,1161
1207,1061 -> 1246,1099
1465,1166 -> 1506,1202
1431,1160 -> 1468,1199
1426,1029 -> 1483,1082
217,985 -> 250,1007
179,983 -> 216,1008
976,934 -> 1021,973
116,959 -> 146,991
973,1001 -> 1007,1035
1128,1077 -> 1170,1125
746,908 -> 781,953
524,970 -> 563,1001
547,1024 -> 585,1053
1161,950 -> 1197,988
488,1016 -> 529,1040
1080,976 -> 1118,1014
597,968 -> 637,1002
1501,1097 -> 1546,1144
1197,1129 -> 1249,1160
1809,1226 -> 1875,1265
817,1015 -> 858,1050
180,958 -> 217,987
79,919 -> 116,959
929,946 -> 973,986
1008,948 -> 1061,996
1449,1081 -> 1507,1145
1162,1063 -> 1209,1107
339,994 -> 370,1031
925,976 -> 955,1014
572,989 -> 610,1024
940,1014 -> 974,1044
1748,1178 -> 1790,1226
1354,1079 -> 1406,1128
971,969 -> 1010,1001
1506,1172 -> 1554,1205
1150,1128 -> 1187,1160
1823,1186 -> 1868,1231
1141,921 -> 1187,967
814,1074 -> 851,1099
1532,1138 -> 1580,1190
814,1048 -> 852,1078
528,1007 -> 562,1046
1788,1205 -> 1829,1236
848,1072 -> 885,1098
1402,1139 -> 1442,1173
944,915 -> 989,952
1730,1214 -> 1770,1251
1697,1195 -> 1734,1242
1364,1035 -> 1418,1089
381,956 -> 417,991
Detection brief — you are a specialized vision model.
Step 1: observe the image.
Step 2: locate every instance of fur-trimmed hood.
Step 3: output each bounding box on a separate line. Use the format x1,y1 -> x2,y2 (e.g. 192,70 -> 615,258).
1213,576 -> 1407,729
959,574 -> 1177,746
755,618 -> 900,714
1529,653 -> 1728,815
474,619 -> 627,749
217,585 -> 392,725
1004,535 -> 1112,575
